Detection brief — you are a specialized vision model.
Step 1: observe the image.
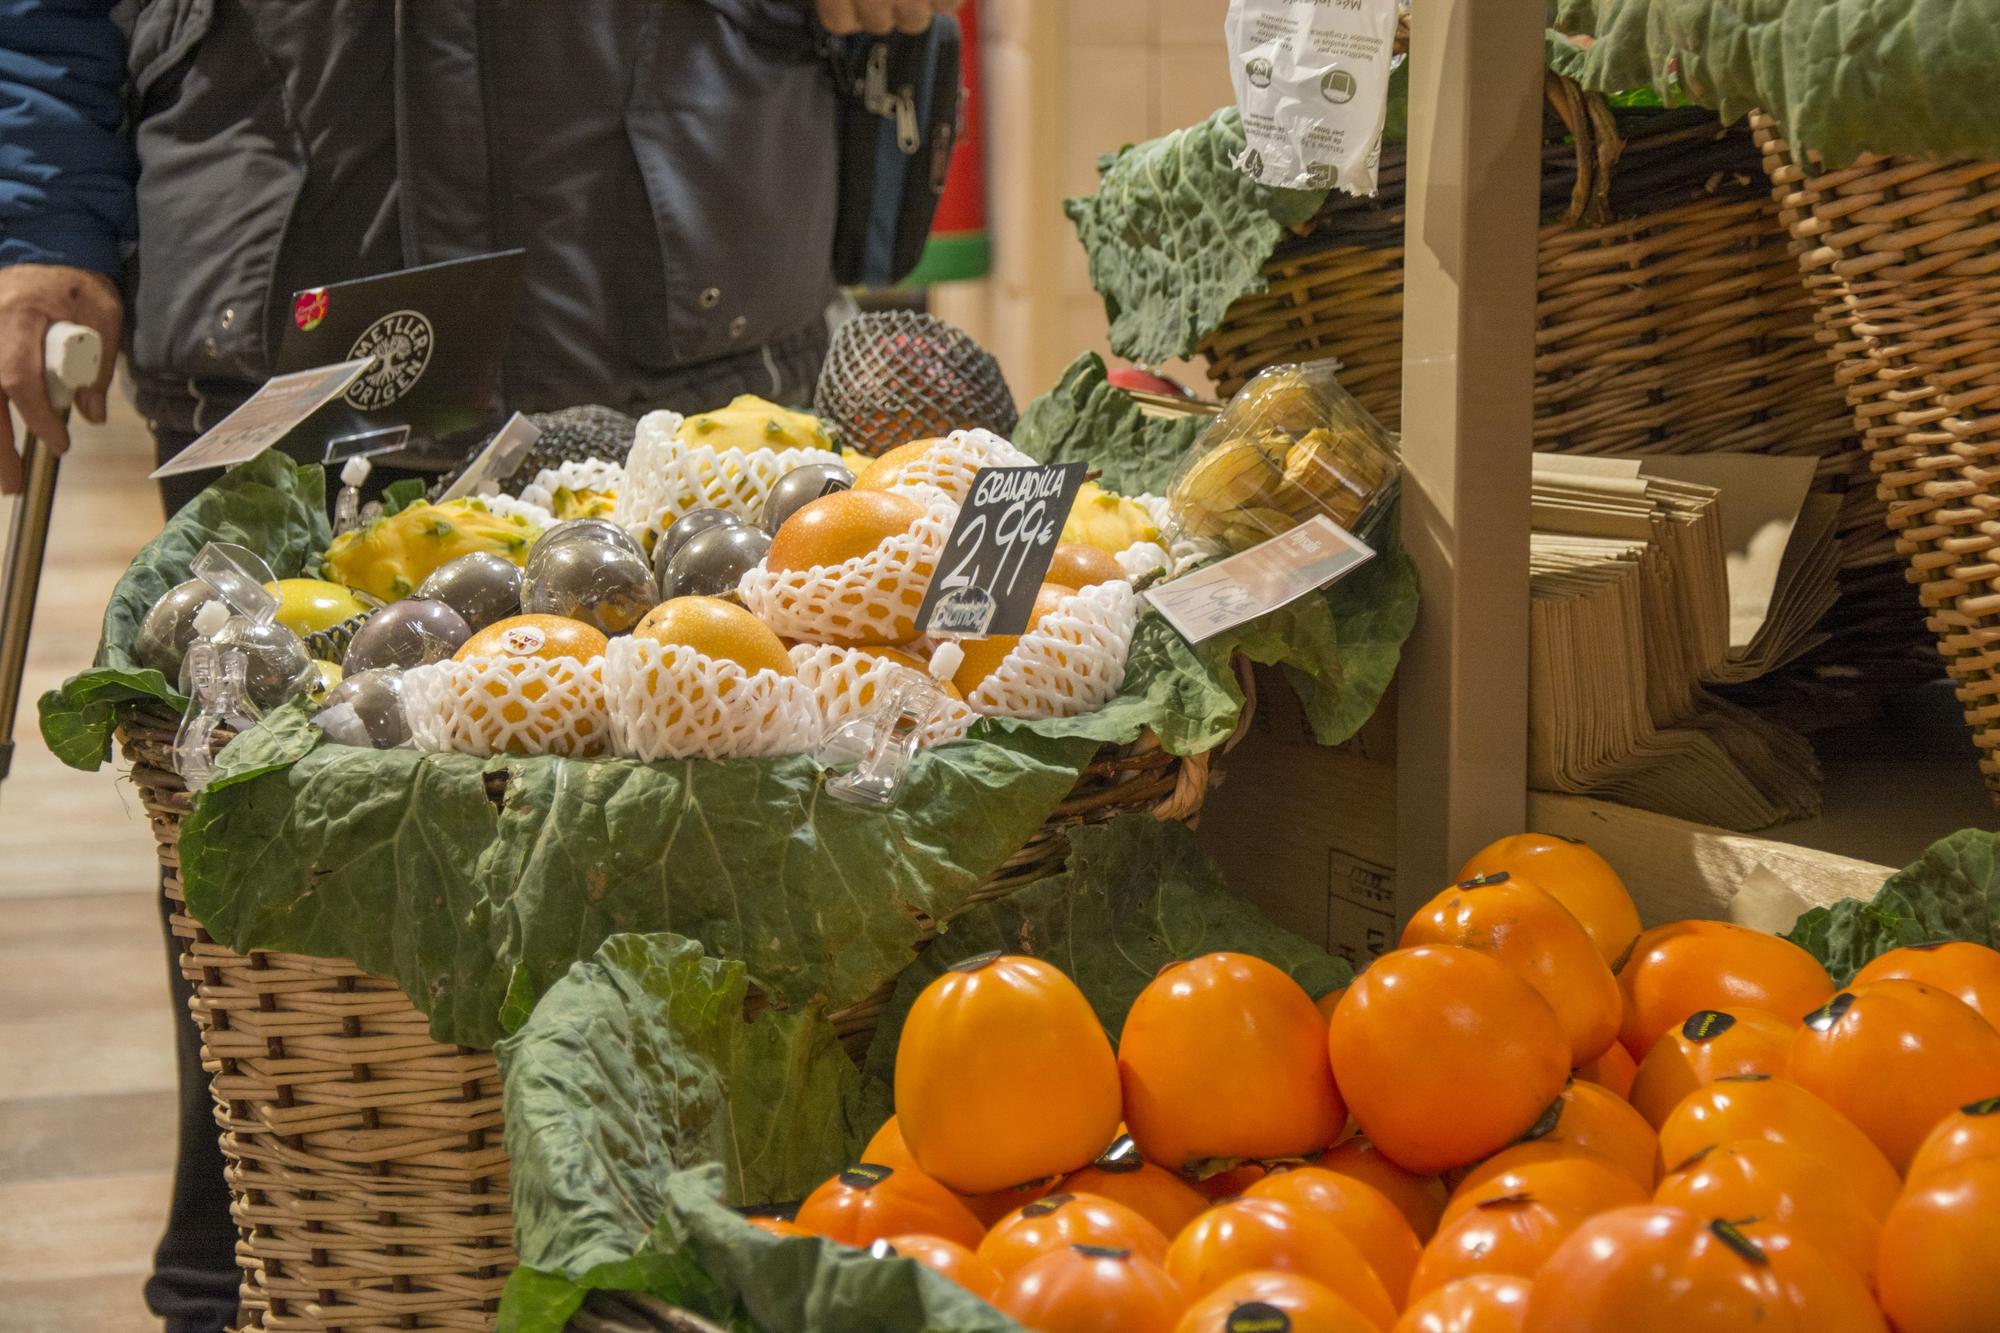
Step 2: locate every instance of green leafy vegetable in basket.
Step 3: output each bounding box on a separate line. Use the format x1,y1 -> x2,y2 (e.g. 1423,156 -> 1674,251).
1013,351 -> 1209,497
1787,829 -> 2000,984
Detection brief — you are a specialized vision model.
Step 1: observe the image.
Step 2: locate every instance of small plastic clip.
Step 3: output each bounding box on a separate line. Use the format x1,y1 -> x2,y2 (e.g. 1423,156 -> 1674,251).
189,542 -> 280,624
819,672 -> 949,808
334,456 -> 373,534
173,642 -> 260,792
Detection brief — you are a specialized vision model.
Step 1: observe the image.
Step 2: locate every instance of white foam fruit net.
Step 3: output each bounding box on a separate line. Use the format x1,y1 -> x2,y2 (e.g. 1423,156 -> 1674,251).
602,637 -> 821,761
881,428 -> 1038,507
464,491 -> 556,530
791,644 -> 975,748
403,655 -> 609,757
966,580 -> 1141,720
737,495 -> 957,647
518,458 -> 626,513
612,410 -> 830,548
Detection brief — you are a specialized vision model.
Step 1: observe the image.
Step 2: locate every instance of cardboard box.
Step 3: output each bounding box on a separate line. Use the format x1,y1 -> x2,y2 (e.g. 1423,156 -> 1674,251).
1198,667 -> 1892,965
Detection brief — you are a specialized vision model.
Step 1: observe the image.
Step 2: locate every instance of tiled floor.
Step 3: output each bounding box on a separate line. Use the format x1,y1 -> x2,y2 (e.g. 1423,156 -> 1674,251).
1,395 -> 174,1333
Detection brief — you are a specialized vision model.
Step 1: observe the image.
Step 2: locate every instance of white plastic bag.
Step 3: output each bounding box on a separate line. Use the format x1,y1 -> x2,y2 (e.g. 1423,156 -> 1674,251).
1226,0 -> 1400,195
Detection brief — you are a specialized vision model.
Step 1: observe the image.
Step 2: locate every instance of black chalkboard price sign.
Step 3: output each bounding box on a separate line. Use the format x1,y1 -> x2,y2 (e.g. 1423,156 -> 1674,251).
916,462 -> 1087,638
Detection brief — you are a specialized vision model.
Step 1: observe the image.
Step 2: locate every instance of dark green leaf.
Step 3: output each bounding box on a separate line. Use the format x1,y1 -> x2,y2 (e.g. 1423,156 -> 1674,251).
182,726 -> 1101,1048
1547,0 -> 2000,167
381,477 -> 429,516
37,453 -> 329,770
498,1167 -> 1021,1333
1286,547 -> 1419,747
1066,107 -> 1326,365
1785,829 -> 2000,983
500,934 -> 861,1277
1012,352 -> 1206,496
861,816 -> 1352,1095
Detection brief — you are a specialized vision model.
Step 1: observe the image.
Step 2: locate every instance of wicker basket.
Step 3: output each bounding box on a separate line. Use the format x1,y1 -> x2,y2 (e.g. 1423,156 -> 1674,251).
117,687 -> 1243,1330
1198,72 -> 1925,678
1752,117 -> 2000,803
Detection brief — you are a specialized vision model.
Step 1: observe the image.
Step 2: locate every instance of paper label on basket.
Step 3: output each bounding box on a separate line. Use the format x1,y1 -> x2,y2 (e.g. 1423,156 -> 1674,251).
917,462 -> 1086,639
151,359 -> 373,477
437,412 -> 543,501
1225,0 -> 1400,195
1146,515 -> 1374,642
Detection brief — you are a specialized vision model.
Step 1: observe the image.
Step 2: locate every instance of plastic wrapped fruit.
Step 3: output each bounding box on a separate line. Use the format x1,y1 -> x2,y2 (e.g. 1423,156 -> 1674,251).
416,552 -> 524,631
321,498 -> 539,601
521,531 -> 656,635
1166,361 -> 1396,554
314,667 -> 411,749
661,523 -> 771,601
537,515 -> 645,560
652,507 -> 745,588
677,394 -> 833,454
760,460 -> 856,534
266,578 -> 370,635
134,579 -> 220,680
341,599 -> 472,674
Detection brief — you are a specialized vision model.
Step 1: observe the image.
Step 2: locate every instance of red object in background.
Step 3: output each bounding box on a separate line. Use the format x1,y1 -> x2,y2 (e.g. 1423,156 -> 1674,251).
1107,366 -> 1190,397
908,0 -> 986,283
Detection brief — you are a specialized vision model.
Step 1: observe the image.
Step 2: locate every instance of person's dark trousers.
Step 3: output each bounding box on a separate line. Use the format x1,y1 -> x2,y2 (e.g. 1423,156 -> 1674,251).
146,870 -> 241,1333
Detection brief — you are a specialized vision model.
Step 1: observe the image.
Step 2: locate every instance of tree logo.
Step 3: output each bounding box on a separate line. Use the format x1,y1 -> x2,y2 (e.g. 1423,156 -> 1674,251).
345,310 -> 434,411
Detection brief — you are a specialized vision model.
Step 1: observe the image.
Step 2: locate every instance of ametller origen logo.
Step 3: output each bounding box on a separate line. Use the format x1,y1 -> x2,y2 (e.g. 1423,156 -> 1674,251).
345,309 -> 434,411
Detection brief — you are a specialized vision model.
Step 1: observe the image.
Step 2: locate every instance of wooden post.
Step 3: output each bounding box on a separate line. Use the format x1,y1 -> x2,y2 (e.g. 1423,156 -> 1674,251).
1393,0 -> 1544,905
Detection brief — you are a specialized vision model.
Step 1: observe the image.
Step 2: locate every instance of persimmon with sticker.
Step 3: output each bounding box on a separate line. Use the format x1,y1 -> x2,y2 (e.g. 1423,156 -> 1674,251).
1876,1157 -> 2000,1333
1652,1139 -> 1881,1282
1653,1075 -> 1902,1215
873,1234 -> 1002,1301
1523,1206 -> 1808,1333
1165,1198 -> 1398,1326
1628,1007 -> 1798,1130
1732,1219 -> 1886,1333
1392,1274 -> 1532,1333
995,1243 -> 1187,1333
1853,939 -> 2000,1028
1512,1079 -> 1658,1187
794,1161 -> 985,1249
1573,1039 -> 1636,1100
1402,872 -> 1623,1064
1247,1165 -> 1423,1306
1443,1142 -> 1647,1224
1175,1270 -> 1385,1333
1327,946 -> 1570,1174
1456,833 -> 1641,969
1615,920 -> 1832,1061
1408,1195 -> 1585,1304
1907,1095 -> 2000,1185
1057,1136 -> 1209,1239
1784,979 -> 2000,1172
1119,952 -> 1347,1169
977,1191 -> 1169,1281
1318,1135 -> 1450,1240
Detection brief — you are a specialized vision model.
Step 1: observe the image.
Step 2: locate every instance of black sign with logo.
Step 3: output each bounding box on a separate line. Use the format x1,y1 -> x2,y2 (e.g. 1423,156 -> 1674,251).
275,250 -> 527,470
916,462 -> 1086,639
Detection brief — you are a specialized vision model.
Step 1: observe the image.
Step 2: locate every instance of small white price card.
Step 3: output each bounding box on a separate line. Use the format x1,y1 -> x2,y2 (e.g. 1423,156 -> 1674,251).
437,413 -> 543,501
1145,515 -> 1375,642
151,358 -> 373,478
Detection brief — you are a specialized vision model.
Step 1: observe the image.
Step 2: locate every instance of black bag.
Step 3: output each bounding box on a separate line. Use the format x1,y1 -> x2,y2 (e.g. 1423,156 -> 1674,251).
830,17 -> 964,288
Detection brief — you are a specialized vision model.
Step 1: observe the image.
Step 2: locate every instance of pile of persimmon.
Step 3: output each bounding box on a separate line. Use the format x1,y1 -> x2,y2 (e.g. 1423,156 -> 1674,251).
769,835 -> 2000,1333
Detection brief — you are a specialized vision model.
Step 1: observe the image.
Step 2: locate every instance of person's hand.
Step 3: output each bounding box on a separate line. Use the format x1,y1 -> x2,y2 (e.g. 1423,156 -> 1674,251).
0,263 -> 122,493
816,0 -> 962,36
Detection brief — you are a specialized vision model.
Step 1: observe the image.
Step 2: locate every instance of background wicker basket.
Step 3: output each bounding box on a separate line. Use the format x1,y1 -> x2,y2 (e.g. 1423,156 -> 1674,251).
1198,71 -> 1932,692
118,683 -> 1244,1329
1752,117 -> 2000,805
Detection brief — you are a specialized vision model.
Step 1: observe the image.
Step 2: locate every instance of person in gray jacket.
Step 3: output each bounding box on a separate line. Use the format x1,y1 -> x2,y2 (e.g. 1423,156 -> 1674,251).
0,1 -> 955,1327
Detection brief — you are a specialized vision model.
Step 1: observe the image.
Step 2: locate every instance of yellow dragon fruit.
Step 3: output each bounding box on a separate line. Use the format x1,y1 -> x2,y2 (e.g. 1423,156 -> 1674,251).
1061,481 -> 1160,554
677,395 -> 833,453
321,498 -> 541,602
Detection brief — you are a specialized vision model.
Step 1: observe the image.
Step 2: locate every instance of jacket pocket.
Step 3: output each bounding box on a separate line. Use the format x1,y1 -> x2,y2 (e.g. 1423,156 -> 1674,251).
626,5 -> 839,367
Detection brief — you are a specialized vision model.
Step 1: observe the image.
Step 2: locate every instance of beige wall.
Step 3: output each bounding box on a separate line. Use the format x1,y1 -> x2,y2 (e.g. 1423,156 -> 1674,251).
931,0 -> 1235,403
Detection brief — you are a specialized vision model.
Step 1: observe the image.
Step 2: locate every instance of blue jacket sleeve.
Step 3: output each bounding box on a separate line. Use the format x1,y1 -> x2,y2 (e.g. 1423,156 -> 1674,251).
0,0 -> 136,278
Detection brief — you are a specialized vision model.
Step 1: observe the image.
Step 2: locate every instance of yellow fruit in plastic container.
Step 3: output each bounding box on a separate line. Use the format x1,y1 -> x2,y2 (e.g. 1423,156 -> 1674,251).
633,596 -> 793,676
1061,481 -> 1160,553
266,578 -> 370,634
676,394 -> 832,454
951,583 -> 1074,698
323,498 -> 539,602
854,439 -> 946,491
